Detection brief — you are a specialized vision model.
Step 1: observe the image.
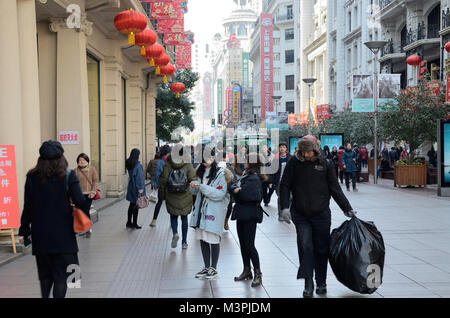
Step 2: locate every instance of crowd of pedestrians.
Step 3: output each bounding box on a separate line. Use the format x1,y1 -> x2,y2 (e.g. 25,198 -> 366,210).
19,135 -> 369,298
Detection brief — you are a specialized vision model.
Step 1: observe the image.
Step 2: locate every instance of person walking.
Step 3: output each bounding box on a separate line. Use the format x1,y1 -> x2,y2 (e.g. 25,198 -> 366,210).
160,147 -> 196,249
231,153 -> 266,288
323,146 -> 332,160
278,136 -> 355,298
190,147 -> 233,279
389,147 -> 399,168
218,151 -> 237,231
330,146 -> 339,179
353,144 -> 362,182
150,147 -> 170,227
342,143 -> 358,191
360,146 -> 368,168
337,146 -> 345,184
19,140 -> 87,298
125,148 -> 146,229
269,142 -> 292,221
261,144 -> 275,207
427,146 -> 437,168
400,147 -> 409,159
146,154 -> 160,185
75,153 -> 99,238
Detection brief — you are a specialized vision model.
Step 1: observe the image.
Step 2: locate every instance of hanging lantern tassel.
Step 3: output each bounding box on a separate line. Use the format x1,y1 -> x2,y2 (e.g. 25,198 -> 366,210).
149,58 -> 155,67
155,65 -> 161,75
128,32 -> 135,45
176,92 -> 180,98
140,45 -> 146,56
163,75 -> 168,84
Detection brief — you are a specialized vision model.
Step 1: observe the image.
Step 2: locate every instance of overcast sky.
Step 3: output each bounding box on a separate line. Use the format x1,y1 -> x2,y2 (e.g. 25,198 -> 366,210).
184,0 -> 234,43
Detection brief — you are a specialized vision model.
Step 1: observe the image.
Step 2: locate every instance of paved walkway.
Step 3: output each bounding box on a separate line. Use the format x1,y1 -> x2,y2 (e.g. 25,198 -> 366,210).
1,181 -> 450,298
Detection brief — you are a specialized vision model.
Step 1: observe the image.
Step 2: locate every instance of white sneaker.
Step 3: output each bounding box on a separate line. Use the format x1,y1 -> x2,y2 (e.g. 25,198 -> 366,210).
205,267 -> 218,279
171,234 -> 179,248
195,267 -> 209,279
182,243 -> 188,249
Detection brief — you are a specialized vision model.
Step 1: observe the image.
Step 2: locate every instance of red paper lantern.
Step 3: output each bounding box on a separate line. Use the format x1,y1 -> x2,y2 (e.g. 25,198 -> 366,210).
135,28 -> 157,56
407,55 -> 422,66
170,82 -> 186,98
154,54 -> 170,75
159,64 -> 176,83
445,42 -> 450,53
114,9 -> 147,45
144,44 -> 164,66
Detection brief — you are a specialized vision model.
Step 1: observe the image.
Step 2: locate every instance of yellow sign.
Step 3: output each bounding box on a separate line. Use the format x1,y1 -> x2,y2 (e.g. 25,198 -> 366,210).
232,84 -> 241,123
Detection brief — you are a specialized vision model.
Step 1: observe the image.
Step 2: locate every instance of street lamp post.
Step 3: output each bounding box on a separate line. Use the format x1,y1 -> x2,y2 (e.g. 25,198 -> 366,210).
302,78 -> 317,135
364,40 -> 387,185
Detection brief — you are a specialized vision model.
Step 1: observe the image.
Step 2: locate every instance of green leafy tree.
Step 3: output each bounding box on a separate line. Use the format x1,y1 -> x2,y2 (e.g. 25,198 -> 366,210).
378,80 -> 450,161
156,69 -> 200,142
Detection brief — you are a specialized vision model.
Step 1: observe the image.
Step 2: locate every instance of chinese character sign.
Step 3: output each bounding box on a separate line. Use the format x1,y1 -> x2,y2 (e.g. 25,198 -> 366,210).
260,13 -> 273,119
242,52 -> 249,89
316,104 -> 330,120
164,32 -> 184,45
217,79 -> 223,116
288,113 -> 296,126
232,83 -> 242,123
0,146 -> 20,229
58,131 -> 79,145
203,73 -> 212,116
157,17 -> 184,34
150,1 -> 182,20
175,43 -> 191,69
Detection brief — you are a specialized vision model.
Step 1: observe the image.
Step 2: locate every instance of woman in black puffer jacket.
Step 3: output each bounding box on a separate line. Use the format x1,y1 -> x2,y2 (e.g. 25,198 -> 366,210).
230,152 -> 267,288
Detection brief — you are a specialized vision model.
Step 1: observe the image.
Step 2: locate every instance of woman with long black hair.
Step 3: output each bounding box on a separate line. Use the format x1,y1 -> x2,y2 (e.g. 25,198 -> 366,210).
231,152 -> 267,287
19,140 -> 86,298
125,148 -> 146,229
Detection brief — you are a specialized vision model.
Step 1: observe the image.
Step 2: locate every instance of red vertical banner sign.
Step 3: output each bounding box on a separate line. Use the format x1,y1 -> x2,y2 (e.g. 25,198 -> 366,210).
175,43 -> 191,69
260,13 -> 273,120
164,32 -> 185,45
157,17 -> 184,33
203,73 -> 212,116
288,114 -> 296,126
447,75 -> 450,104
0,145 -> 20,229
150,1 -> 181,20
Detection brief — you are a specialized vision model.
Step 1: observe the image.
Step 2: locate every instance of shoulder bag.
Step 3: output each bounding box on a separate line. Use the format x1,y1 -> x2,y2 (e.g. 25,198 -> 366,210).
66,169 -> 93,233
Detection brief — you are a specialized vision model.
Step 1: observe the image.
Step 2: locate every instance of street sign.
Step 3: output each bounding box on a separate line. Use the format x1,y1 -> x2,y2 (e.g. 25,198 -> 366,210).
0,145 -> 20,229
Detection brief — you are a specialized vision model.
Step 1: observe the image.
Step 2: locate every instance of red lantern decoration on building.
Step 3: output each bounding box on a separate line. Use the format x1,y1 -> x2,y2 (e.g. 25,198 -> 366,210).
170,82 -> 186,98
114,9 -> 147,45
159,64 -> 176,83
135,28 -> 157,56
154,54 -> 170,75
144,44 -> 164,66
445,42 -> 450,53
407,54 -> 422,72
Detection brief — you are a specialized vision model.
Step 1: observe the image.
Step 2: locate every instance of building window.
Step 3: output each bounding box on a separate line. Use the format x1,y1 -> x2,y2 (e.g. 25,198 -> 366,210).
238,24 -> 247,36
87,53 -> 101,180
229,25 -> 236,35
285,75 -> 295,90
274,68 -> 281,76
287,5 -> 293,19
286,101 -> 295,113
285,50 -> 294,63
348,11 -> 352,32
274,53 -> 280,61
274,82 -> 281,91
285,28 -> 294,40
274,38 -> 280,45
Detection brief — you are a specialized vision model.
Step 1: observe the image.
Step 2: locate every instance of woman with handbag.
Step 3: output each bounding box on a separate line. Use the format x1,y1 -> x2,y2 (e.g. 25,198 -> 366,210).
18,140 -> 87,298
231,152 -> 267,288
75,153 -> 99,237
190,147 -> 232,280
126,148 -> 147,229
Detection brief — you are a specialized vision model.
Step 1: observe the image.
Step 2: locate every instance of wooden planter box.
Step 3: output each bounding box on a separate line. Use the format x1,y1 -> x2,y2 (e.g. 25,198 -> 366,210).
368,159 -> 381,175
394,164 -> 427,188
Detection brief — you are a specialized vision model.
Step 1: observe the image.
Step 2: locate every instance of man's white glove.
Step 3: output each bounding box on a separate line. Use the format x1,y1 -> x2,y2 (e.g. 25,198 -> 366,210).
344,210 -> 356,218
280,208 -> 291,224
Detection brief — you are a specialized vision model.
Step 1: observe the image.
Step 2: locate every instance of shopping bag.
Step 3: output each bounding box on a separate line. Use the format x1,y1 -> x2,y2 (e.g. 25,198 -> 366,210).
149,190 -> 158,203
329,216 -> 385,294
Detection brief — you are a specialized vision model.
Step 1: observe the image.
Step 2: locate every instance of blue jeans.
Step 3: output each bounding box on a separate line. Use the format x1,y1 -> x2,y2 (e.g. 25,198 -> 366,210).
170,214 -> 188,244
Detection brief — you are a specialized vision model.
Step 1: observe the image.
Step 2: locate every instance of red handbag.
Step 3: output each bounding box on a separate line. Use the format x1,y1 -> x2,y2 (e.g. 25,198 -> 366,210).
73,206 -> 92,233
80,168 -> 101,200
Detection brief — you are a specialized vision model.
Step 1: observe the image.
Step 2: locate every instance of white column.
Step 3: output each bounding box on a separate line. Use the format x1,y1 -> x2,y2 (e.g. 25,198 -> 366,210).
300,0 -> 314,113
336,0 -> 346,110
0,0 -> 25,208
50,16 -> 93,165
17,0 -> 41,173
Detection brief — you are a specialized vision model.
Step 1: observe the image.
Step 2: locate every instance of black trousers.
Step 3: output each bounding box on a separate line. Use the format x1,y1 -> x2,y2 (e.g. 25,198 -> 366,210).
127,202 -> 139,225
83,194 -> 92,220
153,195 -> 164,220
236,220 -> 260,270
262,181 -> 275,204
339,170 -> 344,184
293,208 -> 331,285
344,171 -> 357,189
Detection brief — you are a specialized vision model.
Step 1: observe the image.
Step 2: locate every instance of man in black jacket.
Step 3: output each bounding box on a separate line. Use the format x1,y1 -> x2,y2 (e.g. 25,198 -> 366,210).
269,142 -> 292,221
279,135 -> 355,298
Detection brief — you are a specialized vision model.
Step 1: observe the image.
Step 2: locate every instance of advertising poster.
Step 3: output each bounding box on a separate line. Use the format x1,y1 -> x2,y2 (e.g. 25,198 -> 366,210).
260,13 -> 273,119
289,137 -> 302,155
378,74 -> 401,109
0,145 -> 20,229
352,75 -> 374,112
319,134 -> 344,151
444,122 -> 450,184
265,111 -> 277,130
242,52 -> 249,89
447,76 -> 450,104
288,113 -> 296,126
203,73 -> 212,116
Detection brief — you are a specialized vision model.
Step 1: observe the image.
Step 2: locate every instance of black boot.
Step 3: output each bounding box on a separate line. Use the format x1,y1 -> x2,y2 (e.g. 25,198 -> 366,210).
132,209 -> 141,229
126,205 -> 133,228
251,269 -> 262,287
303,278 -> 314,298
316,283 -> 327,295
234,266 -> 253,281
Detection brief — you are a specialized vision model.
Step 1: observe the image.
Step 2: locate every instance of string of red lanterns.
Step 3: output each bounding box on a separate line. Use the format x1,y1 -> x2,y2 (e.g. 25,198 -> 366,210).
135,28 -> 157,56
170,82 -> 186,98
113,9 -> 147,45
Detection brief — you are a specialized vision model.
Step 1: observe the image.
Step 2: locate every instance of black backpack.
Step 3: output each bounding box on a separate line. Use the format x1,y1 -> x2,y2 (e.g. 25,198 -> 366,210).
167,167 -> 189,193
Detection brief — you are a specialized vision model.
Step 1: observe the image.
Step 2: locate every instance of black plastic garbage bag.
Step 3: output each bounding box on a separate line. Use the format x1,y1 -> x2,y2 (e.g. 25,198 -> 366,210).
329,216 -> 385,294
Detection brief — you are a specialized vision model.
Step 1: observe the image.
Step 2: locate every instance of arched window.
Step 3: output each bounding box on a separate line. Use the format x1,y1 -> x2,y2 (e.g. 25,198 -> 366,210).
229,25 -> 236,35
238,24 -> 247,36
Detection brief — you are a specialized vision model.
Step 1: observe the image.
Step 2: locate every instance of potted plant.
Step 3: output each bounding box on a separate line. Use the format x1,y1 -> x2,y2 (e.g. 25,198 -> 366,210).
379,78 -> 450,187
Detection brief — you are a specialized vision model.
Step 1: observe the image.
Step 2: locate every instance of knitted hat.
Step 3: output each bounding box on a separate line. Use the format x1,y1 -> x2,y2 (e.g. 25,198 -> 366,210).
39,140 -> 64,160
298,135 -> 320,153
